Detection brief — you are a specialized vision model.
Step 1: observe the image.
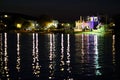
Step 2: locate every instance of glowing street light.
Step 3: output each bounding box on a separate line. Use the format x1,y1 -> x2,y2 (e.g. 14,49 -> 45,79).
17,23 -> 22,28
4,15 -> 8,18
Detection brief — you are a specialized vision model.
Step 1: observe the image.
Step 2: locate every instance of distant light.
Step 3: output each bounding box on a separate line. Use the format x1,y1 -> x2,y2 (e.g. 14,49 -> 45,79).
90,17 -> 94,21
4,15 -> 8,18
36,23 -> 39,26
31,23 -> 35,27
17,23 -> 22,28
4,24 -> 7,27
113,23 -> 115,26
67,23 -> 70,26
61,23 -> 64,26
93,17 -> 98,22
89,16 -> 98,22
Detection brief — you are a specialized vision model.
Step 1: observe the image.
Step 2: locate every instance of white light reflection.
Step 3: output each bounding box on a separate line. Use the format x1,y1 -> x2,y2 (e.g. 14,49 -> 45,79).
66,34 -> 71,73
94,35 -> 101,76
81,34 -> 84,55
0,33 -> 4,76
49,34 -> 56,79
81,34 -> 85,63
61,34 -> 64,59
0,33 -> 3,58
60,34 -> 65,71
112,35 -> 115,64
86,34 -> 90,61
4,33 -> 10,79
16,33 -> 21,72
83,34 -> 90,63
65,34 -> 72,80
32,33 -> 40,77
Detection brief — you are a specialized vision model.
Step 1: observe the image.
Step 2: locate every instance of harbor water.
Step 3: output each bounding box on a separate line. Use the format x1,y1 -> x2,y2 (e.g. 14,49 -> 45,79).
0,33 -> 119,80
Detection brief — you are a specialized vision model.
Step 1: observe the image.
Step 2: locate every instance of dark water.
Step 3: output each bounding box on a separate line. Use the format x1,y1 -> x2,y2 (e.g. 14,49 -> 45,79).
0,33 -> 119,80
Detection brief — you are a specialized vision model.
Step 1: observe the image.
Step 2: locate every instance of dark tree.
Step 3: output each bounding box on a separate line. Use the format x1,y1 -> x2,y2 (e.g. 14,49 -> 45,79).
37,15 -> 53,28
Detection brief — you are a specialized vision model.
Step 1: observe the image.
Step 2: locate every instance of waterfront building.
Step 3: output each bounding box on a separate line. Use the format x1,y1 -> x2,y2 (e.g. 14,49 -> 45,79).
74,16 -> 100,32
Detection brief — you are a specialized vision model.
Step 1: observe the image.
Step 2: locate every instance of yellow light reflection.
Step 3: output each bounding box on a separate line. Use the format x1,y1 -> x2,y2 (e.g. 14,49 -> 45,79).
32,33 -> 40,77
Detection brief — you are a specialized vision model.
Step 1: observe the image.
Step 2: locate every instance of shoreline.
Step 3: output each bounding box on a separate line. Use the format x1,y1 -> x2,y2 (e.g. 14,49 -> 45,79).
0,30 -> 113,35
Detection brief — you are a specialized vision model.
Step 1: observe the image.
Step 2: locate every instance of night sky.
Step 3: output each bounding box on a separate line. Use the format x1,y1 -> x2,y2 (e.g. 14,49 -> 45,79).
0,0 -> 120,21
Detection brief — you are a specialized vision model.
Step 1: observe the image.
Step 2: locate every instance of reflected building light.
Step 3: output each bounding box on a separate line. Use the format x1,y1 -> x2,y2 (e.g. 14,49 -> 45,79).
81,34 -> 85,64
32,33 -> 40,77
4,33 -> 7,56
83,34 -> 90,57
16,33 -> 21,72
86,35 -> 90,46
112,35 -> 115,64
0,33 -> 4,76
66,34 -> 70,65
94,35 -> 98,55
32,33 -> 35,57
81,34 -> 86,64
66,34 -> 71,73
67,34 -> 70,52
49,34 -> 56,61
60,34 -> 65,66
94,35 -> 102,76
49,34 -> 56,79
81,34 -> 84,55
49,34 -> 53,61
52,34 -> 55,56
32,33 -> 36,72
61,34 -> 64,59
0,33 -> 3,56
60,34 -> 65,71
4,33 -> 10,78
85,35 -> 90,63
36,33 -> 39,61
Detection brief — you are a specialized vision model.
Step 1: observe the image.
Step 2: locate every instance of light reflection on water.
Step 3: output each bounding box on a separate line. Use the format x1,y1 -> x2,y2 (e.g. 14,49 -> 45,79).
74,34 -> 101,76
0,33 -> 10,80
16,33 -> 20,72
0,33 -> 117,80
112,35 -> 115,64
32,33 -> 40,77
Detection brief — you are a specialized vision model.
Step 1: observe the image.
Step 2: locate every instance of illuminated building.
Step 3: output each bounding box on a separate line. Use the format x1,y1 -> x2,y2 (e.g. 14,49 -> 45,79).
45,20 -> 59,29
74,16 -> 100,32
